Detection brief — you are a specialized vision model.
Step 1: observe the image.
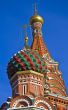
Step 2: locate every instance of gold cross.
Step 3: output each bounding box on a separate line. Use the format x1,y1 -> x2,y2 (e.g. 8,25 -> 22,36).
33,2 -> 38,15
23,24 -> 27,37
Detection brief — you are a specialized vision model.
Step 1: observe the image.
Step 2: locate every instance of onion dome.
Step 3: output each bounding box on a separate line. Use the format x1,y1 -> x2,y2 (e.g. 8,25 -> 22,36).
30,3 -> 44,25
30,15 -> 44,25
7,50 -> 47,79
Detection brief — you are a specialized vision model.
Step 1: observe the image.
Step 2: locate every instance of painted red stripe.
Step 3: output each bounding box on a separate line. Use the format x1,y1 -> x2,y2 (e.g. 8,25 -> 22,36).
21,51 -> 35,68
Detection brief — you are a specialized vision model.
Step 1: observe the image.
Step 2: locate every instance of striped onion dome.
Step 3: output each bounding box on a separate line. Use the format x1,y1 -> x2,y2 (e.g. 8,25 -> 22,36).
7,50 -> 47,79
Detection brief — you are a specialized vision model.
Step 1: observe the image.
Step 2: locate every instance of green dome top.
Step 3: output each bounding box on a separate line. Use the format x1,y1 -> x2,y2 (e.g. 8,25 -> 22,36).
7,50 -> 47,79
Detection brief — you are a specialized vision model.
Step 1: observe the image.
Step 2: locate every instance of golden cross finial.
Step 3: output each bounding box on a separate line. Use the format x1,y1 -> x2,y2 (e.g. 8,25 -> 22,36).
23,24 -> 27,37
23,24 -> 29,50
34,2 -> 38,15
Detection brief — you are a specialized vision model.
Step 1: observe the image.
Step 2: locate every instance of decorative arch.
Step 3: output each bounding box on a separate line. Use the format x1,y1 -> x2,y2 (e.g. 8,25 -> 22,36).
34,97 -> 54,110
10,95 -> 32,108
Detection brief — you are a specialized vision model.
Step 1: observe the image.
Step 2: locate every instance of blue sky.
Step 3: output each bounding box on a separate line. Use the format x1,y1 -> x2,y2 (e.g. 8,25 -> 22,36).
0,0 -> 68,106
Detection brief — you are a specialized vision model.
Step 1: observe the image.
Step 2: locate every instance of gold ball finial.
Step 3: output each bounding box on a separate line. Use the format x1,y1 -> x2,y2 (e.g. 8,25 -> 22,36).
24,36 -> 29,50
30,15 -> 44,25
30,3 -> 44,25
24,36 -> 28,42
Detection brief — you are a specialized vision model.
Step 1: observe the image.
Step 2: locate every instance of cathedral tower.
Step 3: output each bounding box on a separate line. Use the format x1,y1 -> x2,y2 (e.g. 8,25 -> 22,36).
1,3 -> 68,110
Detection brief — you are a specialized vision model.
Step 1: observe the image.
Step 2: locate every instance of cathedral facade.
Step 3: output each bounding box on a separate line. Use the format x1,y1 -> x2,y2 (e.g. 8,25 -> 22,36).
1,4 -> 68,110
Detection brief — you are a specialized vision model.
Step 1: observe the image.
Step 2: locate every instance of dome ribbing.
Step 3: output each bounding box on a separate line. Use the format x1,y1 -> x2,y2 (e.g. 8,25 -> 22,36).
7,50 -> 47,79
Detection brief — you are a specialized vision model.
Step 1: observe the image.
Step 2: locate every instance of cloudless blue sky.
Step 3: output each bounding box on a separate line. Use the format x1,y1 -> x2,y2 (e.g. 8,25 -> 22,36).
0,0 -> 68,106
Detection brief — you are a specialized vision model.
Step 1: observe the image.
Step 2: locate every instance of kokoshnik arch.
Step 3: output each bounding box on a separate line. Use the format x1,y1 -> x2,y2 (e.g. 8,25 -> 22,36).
1,3 -> 68,110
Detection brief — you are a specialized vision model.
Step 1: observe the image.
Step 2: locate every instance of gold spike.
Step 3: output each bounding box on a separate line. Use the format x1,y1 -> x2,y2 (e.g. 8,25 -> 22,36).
34,2 -> 38,15
23,24 -> 29,50
23,24 -> 27,37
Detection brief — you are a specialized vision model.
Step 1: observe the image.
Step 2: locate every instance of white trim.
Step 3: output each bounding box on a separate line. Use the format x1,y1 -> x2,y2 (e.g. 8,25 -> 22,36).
47,93 -> 68,100
10,70 -> 43,82
12,81 -> 43,90
48,77 -> 54,80
34,100 -> 52,110
23,85 -> 27,95
7,106 -> 41,110
12,99 -> 30,108
10,74 -> 17,81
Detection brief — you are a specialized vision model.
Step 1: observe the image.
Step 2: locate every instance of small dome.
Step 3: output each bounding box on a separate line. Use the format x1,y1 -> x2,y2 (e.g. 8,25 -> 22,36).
7,50 -> 47,79
30,15 -> 44,25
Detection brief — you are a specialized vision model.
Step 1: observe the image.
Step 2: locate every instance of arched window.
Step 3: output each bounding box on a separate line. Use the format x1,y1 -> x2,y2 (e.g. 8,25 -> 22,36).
23,85 -> 27,95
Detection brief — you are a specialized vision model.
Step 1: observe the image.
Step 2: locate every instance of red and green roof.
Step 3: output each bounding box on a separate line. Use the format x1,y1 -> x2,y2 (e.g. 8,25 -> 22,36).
7,50 -> 47,79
